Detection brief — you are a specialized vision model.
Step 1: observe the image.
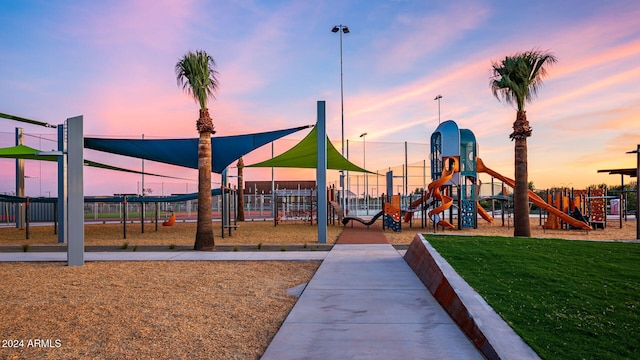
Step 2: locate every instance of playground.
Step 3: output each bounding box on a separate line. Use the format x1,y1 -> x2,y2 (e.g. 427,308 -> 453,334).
1,218 -> 639,359
0,215 -> 638,249
3,116 -> 637,250
1,112 -> 639,359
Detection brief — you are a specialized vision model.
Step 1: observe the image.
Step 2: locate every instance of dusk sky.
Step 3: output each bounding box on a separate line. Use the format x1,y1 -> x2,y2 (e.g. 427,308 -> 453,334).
1,0 -> 639,197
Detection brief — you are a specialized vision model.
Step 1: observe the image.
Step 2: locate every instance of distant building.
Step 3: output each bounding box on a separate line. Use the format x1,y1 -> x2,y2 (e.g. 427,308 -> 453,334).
244,181 -> 316,195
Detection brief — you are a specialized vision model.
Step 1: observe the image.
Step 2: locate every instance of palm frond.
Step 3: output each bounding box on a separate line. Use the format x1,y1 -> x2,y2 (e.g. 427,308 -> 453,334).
175,50 -> 219,109
490,49 -> 556,111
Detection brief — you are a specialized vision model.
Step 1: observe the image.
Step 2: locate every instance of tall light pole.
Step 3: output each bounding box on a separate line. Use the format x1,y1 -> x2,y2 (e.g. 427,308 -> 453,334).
332,24 -> 349,210
360,132 -> 368,215
434,94 -> 442,124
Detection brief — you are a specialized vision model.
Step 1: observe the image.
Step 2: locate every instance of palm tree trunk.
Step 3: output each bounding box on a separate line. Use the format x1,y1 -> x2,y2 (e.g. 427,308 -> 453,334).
194,129 -> 215,250
513,111 -> 531,237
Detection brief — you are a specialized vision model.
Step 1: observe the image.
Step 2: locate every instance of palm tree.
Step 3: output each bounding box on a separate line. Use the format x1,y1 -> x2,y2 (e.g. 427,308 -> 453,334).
176,50 -> 219,250
490,49 -> 557,237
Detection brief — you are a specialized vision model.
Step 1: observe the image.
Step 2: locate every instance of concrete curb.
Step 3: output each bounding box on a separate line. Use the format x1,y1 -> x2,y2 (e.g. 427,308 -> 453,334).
403,234 -> 540,360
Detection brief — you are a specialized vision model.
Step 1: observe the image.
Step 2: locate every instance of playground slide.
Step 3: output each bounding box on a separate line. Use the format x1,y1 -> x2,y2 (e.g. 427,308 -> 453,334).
403,194 -> 431,222
477,202 -> 494,223
342,210 -> 385,226
425,165 -> 456,229
162,213 -> 176,226
476,158 -> 591,230
329,201 -> 345,221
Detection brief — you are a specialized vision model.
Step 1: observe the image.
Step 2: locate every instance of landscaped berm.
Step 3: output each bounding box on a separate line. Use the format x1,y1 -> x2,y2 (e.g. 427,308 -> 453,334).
0,219 -> 638,359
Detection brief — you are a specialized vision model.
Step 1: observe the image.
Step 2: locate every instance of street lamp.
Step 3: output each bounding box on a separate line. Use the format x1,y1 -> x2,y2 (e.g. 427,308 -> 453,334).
360,132 -> 368,215
332,24 -> 349,210
434,95 -> 442,124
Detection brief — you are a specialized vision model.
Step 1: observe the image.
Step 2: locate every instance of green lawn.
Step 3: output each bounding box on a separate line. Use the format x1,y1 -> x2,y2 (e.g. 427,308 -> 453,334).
425,235 -> 640,360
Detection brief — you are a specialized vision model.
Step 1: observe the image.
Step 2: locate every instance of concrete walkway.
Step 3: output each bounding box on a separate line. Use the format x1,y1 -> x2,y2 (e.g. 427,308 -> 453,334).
261,243 -> 484,359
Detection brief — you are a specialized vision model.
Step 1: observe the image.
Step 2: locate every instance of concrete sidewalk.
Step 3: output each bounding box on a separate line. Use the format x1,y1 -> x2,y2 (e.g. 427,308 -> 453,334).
261,244 -> 484,359
0,251 -> 327,262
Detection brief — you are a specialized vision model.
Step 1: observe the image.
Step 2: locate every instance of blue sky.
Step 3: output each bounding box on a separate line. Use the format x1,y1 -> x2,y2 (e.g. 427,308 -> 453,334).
1,0 -> 639,196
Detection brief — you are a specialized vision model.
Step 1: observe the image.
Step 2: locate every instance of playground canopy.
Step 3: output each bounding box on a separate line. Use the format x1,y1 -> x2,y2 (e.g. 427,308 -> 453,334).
246,125 -> 372,173
597,168 -> 638,177
0,144 -> 187,179
84,125 -> 311,173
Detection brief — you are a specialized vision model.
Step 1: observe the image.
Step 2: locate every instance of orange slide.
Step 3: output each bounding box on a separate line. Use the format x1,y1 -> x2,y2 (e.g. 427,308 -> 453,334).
476,158 -> 591,230
477,202 -> 494,223
162,213 -> 176,226
402,158 -> 456,229
403,195 -> 429,222
425,160 -> 457,229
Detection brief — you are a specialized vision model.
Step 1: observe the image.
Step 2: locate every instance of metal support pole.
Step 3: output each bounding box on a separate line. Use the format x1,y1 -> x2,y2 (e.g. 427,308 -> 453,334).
317,101 -> 328,244
123,197 -> 128,239
271,142 -> 275,220
15,128 -> 25,229
67,116 -> 84,266
404,141 -> 408,205
57,126 -> 67,243
636,144 -> 640,239
155,202 -> 159,231
141,134 -> 145,234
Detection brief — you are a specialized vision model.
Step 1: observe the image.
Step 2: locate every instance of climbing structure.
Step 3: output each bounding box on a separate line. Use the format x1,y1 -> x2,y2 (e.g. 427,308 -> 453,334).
404,119 -> 591,231
429,120 -> 479,229
383,195 -> 402,232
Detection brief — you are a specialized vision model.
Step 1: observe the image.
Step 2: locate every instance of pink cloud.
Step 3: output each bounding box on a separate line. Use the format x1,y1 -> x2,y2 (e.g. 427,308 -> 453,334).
372,2 -> 492,73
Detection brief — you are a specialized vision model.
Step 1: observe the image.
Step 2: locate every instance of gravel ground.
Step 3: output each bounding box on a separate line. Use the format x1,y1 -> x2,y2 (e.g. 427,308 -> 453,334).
0,221 -> 343,247
0,222 -> 329,360
1,218 -> 636,359
0,261 -> 319,360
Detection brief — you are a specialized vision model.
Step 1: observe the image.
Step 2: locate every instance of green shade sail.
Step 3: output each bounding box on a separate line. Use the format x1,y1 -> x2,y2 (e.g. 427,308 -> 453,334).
0,145 -> 189,180
0,145 -> 59,161
246,125 -> 372,173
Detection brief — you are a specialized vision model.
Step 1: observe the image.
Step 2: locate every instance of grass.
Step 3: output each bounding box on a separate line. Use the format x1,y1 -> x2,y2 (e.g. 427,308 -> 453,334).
425,235 -> 640,360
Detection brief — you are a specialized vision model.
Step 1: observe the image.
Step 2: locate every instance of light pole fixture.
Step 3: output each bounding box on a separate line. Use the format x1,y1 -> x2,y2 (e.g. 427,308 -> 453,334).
360,132 -> 368,215
332,24 -> 350,210
434,95 -> 442,124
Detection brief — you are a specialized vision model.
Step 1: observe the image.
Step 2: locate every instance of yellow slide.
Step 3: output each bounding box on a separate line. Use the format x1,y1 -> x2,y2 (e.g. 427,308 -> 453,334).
476,158 -> 591,230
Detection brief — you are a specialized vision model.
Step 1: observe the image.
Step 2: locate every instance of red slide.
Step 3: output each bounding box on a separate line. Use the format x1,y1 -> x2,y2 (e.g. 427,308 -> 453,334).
476,158 -> 591,230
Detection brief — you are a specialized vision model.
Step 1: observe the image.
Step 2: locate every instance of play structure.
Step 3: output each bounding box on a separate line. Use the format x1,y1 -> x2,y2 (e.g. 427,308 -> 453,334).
273,188 -> 316,225
539,188 -> 609,230
397,120 -> 592,231
334,119 -> 594,233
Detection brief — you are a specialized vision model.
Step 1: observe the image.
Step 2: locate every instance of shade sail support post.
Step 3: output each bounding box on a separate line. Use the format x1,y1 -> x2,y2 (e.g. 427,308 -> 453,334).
317,101 -> 327,244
